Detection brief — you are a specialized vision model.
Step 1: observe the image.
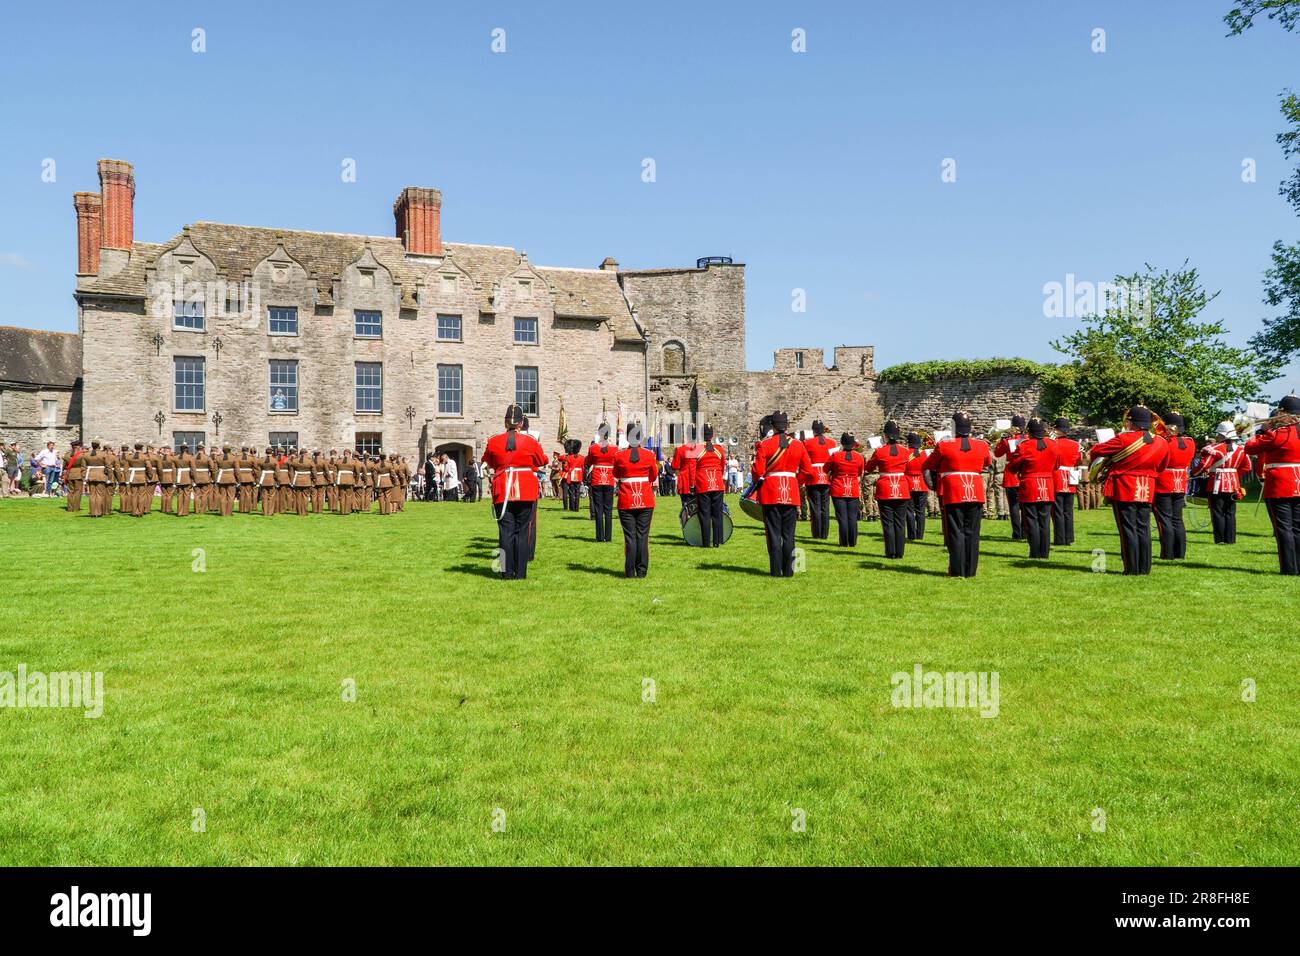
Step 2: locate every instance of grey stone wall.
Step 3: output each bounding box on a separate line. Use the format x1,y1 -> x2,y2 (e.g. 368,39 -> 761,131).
0,386 -> 81,451
877,373 -> 1047,434
621,263 -> 745,376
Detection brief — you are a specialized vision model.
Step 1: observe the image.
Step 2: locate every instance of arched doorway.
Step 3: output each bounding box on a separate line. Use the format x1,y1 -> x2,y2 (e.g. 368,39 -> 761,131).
434,442 -> 474,486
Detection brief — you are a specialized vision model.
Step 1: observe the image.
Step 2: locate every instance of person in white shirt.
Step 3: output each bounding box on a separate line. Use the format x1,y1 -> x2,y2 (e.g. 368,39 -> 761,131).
441,454 -> 460,502
35,442 -> 61,497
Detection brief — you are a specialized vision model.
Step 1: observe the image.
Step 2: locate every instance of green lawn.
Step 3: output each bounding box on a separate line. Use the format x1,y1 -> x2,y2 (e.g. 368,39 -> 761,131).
0,492 -> 1296,866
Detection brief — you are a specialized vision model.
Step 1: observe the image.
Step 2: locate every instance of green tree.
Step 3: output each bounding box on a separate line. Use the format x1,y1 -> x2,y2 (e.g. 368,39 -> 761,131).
1043,350 -> 1193,431
1228,4 -> 1300,375
1224,0 -> 1300,35
1050,263 -> 1264,436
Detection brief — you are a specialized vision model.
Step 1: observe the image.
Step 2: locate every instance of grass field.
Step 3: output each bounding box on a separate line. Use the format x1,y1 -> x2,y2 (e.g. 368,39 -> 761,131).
0,491 -> 1296,866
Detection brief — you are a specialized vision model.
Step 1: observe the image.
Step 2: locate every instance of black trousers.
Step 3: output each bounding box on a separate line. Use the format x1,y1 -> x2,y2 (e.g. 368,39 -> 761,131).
941,502 -> 982,577
528,502 -> 538,559
1153,492 -> 1187,559
1112,501 -> 1153,575
463,481 -> 478,503
444,486 -> 459,503
1208,493 -> 1237,544
907,491 -> 926,539
806,485 -> 831,539
563,481 -> 580,511
1051,492 -> 1075,545
1021,500 -> 1052,559
498,500 -> 536,579
1005,486 -> 1023,539
833,496 -> 860,546
1265,496 -> 1300,575
619,507 -> 652,577
879,498 -> 909,558
697,490 -> 725,547
762,503 -> 799,577
590,485 -> 614,542
679,491 -> 695,519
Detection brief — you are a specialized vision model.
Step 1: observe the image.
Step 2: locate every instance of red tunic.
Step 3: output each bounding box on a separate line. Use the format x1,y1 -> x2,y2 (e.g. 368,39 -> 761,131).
1008,437 -> 1059,504
1244,424 -> 1300,498
866,441 -> 912,500
482,431 -> 548,504
584,442 -> 618,487
564,453 -> 585,484
800,434 -> 836,486
904,449 -> 930,493
751,435 -> 815,506
1155,436 -> 1197,495
1193,442 -> 1251,496
1052,437 -> 1082,495
923,438 -> 992,504
613,448 -> 658,510
1088,431 -> 1169,503
994,433 -> 1026,488
826,449 -> 867,499
693,442 -> 728,493
669,444 -> 697,495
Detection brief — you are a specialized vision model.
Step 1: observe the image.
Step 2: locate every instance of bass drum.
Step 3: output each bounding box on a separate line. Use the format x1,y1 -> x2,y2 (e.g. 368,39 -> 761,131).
739,490 -> 763,522
681,501 -> 735,546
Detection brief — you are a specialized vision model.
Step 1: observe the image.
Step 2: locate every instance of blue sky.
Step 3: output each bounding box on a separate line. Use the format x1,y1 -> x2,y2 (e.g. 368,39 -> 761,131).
1,0 -> 1296,394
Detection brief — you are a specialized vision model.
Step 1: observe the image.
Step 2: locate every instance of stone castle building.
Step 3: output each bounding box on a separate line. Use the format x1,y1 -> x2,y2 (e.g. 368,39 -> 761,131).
70,158 -> 891,469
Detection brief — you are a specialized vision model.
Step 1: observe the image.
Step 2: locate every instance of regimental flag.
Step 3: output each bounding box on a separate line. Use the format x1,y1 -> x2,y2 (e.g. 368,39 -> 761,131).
557,398 -> 569,443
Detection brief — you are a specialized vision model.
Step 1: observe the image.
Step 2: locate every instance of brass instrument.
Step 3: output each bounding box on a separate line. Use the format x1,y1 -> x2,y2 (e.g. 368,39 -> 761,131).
1246,412 -> 1299,434
1088,409 -> 1169,485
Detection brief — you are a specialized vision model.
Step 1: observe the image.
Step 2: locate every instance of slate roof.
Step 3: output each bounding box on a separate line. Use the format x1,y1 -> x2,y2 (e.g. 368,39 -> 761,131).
77,222 -> 645,344
0,327 -> 82,388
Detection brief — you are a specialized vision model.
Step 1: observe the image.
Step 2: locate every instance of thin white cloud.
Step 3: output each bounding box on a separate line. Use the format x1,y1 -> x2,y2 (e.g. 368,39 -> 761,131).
0,252 -> 33,270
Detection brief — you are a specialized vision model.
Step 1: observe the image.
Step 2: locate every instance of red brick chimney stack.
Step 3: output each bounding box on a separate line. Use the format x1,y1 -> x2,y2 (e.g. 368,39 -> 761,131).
73,191 -> 103,275
97,158 -> 135,250
393,187 -> 442,256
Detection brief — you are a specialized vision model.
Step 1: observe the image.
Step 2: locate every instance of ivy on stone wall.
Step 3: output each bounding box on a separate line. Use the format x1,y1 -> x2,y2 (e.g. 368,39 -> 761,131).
876,358 -> 1055,384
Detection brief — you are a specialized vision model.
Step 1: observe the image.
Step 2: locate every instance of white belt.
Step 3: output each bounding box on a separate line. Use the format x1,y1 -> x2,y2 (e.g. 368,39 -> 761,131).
217,469 -> 232,481
592,464 -> 614,470
1057,465 -> 1074,471
768,471 -> 796,478
128,467 -> 145,480
502,467 -> 534,473
1213,468 -> 1239,474
1264,462 -> 1300,470
619,476 -> 650,483
940,471 -> 982,477
195,469 -> 210,478
259,470 -> 275,482
178,468 -> 190,477
811,462 -> 826,469
1162,467 -> 1185,473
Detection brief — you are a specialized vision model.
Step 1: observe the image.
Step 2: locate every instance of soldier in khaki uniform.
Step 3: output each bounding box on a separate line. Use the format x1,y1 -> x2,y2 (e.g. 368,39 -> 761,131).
213,444 -> 238,516
861,471 -> 879,521
289,450 -> 311,516
376,455 -> 395,515
310,451 -> 327,514
125,443 -> 152,517
191,444 -> 213,514
396,455 -> 409,511
115,445 -> 130,513
335,450 -> 356,515
174,444 -> 194,516
63,440 -> 86,513
985,450 -> 1007,521
324,451 -> 338,512
258,447 -> 279,516
157,446 -> 176,514
236,446 -> 258,513
82,440 -> 110,517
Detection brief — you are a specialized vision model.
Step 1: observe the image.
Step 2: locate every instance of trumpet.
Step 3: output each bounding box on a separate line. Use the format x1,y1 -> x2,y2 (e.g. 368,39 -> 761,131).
1245,412 -> 1299,434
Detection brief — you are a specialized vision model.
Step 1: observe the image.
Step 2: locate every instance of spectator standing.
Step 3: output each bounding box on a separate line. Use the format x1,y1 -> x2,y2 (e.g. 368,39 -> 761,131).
35,441 -> 61,496
442,454 -> 460,502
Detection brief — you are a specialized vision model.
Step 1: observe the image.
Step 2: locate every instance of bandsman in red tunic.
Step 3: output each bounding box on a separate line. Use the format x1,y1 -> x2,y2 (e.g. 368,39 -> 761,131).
904,432 -> 930,540
482,404 -> 549,580
751,410 -> 816,577
693,424 -> 729,548
994,415 -> 1027,540
584,425 -> 619,543
1050,417 -> 1081,546
1153,412 -> 1196,560
1193,421 -> 1252,545
923,412 -> 993,578
561,439 -> 585,512
826,432 -> 866,547
800,420 -> 836,540
866,421 -> 913,559
1244,395 -> 1300,574
670,439 -> 698,516
1088,404 -> 1169,575
613,434 -> 659,578
1007,419 -> 1058,559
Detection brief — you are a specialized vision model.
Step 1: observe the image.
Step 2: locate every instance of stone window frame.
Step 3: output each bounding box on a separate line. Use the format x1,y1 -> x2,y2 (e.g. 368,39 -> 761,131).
436,313 -> 463,343
173,355 -> 206,413
515,365 -> 539,417
173,297 -> 206,333
355,361 -> 383,415
354,309 -> 383,340
513,316 -> 539,345
268,305 -> 299,337
269,430 -> 299,450
662,339 -> 687,375
41,399 -> 58,427
355,432 -> 382,457
268,359 -> 299,415
172,431 -> 205,451
436,363 -> 463,417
